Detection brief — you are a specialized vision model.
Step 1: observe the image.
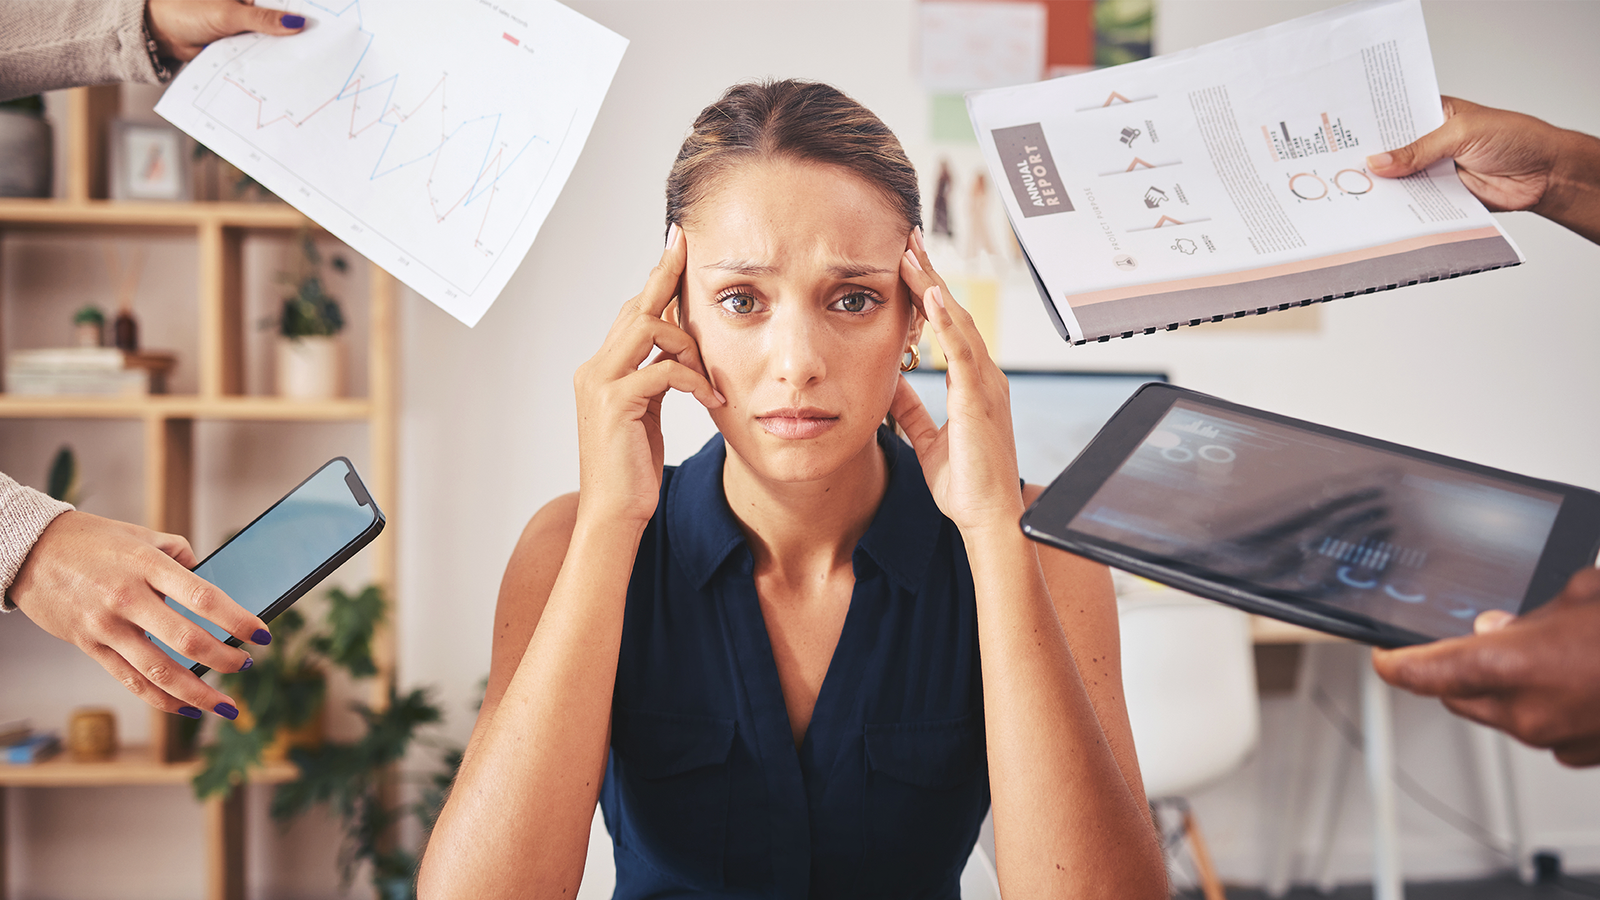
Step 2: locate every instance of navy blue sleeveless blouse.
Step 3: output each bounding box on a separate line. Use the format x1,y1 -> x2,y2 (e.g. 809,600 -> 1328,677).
599,428 -> 991,899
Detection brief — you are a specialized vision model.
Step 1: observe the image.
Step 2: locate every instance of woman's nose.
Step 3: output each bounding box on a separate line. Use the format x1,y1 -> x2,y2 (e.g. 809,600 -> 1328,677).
769,306 -> 827,387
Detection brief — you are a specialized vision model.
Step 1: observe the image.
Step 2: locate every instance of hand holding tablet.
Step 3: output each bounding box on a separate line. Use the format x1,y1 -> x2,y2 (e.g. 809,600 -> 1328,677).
1021,385 -> 1600,647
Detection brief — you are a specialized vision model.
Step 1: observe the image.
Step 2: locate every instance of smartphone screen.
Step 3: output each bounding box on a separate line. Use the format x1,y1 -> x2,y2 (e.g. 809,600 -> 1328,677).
151,458 -> 382,671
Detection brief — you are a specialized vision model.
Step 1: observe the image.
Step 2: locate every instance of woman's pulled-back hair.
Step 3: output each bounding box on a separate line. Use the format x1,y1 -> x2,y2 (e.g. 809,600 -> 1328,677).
666,80 -> 921,233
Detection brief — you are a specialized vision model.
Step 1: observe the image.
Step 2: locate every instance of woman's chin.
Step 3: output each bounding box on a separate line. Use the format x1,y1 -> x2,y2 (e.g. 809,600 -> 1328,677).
721,421 -> 880,486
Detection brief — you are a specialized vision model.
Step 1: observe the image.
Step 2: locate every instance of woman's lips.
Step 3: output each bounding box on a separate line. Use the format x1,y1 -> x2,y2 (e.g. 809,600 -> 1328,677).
756,408 -> 839,440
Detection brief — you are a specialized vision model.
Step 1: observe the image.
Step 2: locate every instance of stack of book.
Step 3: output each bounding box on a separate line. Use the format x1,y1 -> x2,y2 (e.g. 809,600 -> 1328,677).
1,720 -> 59,764
4,348 -> 169,397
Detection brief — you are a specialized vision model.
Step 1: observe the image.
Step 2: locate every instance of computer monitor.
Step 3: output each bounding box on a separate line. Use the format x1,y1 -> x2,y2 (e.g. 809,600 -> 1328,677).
899,369 -> 1170,486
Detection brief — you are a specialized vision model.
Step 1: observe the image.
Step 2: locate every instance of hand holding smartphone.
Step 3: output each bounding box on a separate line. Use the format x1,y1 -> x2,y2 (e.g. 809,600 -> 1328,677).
150,457 -> 385,675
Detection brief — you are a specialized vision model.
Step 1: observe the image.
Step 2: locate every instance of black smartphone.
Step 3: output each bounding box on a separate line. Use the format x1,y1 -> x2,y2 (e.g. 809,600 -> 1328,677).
151,457 -> 385,674
1020,384 -> 1600,647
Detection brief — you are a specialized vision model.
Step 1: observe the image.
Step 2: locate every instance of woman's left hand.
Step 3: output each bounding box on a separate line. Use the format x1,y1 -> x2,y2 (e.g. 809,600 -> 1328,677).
892,228 -> 1024,535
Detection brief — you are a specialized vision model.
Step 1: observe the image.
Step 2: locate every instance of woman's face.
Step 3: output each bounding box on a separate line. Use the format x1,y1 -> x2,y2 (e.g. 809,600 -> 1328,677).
679,158 -> 920,485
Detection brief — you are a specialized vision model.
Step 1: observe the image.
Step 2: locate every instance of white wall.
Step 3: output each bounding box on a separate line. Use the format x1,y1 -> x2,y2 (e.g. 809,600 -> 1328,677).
2,1 -> 1598,897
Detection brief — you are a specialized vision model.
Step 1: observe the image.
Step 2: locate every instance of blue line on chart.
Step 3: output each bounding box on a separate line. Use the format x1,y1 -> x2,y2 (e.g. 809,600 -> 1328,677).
297,0 -> 547,206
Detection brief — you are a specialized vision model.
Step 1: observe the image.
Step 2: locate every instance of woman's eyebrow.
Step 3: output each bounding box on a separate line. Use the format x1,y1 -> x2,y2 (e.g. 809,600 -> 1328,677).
700,259 -> 895,278
702,259 -> 779,276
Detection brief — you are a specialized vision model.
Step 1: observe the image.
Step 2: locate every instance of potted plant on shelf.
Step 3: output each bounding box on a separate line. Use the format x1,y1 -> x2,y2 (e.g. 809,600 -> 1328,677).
72,306 -> 105,347
273,230 -> 349,400
194,584 -> 464,900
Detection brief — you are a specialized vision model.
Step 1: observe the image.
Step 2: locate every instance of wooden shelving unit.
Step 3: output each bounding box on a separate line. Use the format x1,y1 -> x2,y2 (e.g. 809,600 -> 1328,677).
0,85 -> 398,900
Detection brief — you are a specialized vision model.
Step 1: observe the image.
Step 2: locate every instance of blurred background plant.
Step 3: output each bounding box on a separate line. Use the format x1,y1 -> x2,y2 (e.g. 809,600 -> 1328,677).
46,445 -> 81,506
273,229 -> 348,340
192,584 -> 464,900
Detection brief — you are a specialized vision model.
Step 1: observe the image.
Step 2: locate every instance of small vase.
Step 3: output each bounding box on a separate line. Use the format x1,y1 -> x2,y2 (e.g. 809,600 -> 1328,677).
276,335 -> 344,399
67,707 -> 117,762
0,109 -> 52,198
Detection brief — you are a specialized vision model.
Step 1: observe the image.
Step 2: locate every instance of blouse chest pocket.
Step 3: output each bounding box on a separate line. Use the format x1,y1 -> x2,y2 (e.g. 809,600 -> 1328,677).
863,713 -> 989,885
610,707 -> 738,890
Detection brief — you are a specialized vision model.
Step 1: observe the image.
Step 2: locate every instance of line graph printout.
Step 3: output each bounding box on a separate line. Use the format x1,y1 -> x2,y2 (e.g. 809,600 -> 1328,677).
157,0 -> 626,326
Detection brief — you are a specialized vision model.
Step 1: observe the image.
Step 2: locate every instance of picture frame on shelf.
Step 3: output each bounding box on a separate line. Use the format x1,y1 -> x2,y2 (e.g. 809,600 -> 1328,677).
108,119 -> 191,201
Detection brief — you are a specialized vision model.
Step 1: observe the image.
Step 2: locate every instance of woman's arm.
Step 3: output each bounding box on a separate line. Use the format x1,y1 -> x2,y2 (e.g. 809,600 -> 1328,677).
417,226 -> 722,898
893,231 -> 1165,899
961,504 -> 1164,900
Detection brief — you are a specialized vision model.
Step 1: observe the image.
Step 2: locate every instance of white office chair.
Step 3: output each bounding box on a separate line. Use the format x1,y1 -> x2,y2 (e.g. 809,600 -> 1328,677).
575,805 -> 1003,899
1117,578 -> 1260,900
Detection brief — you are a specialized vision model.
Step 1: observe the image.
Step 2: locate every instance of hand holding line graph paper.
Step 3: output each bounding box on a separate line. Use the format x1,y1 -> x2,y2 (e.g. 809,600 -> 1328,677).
156,0 -> 626,326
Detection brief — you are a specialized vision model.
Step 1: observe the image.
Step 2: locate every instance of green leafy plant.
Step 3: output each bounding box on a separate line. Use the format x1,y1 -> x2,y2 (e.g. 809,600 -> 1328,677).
0,95 -> 45,116
192,143 -> 269,199
193,585 -> 463,899
273,230 -> 349,340
46,445 -> 80,506
72,305 -> 106,327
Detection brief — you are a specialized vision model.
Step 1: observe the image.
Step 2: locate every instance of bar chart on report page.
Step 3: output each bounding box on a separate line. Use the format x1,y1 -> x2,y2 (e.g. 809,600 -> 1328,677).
157,0 -> 627,326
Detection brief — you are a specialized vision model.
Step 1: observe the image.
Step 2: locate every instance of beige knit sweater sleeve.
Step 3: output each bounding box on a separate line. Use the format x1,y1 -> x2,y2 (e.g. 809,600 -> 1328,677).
0,0 -> 170,102
0,471 -> 73,611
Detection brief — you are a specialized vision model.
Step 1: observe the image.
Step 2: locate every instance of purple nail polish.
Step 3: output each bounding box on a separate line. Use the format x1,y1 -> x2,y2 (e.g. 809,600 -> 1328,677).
214,703 -> 239,720
253,629 -> 272,645
240,657 -> 254,671
281,14 -> 306,28
178,706 -> 203,719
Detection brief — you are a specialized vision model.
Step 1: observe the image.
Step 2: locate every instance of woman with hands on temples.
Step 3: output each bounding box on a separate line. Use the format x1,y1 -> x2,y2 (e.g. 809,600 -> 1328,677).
419,80 -> 1166,899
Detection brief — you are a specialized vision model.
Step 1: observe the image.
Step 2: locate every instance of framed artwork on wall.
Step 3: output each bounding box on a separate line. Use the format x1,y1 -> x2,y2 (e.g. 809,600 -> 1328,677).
109,120 -> 191,201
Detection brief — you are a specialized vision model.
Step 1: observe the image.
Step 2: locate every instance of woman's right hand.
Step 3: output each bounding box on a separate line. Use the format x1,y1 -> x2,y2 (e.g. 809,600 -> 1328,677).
573,225 -> 724,526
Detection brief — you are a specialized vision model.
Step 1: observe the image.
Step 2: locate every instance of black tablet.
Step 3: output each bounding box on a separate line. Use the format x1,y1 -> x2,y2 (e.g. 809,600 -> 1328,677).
1020,384 -> 1600,647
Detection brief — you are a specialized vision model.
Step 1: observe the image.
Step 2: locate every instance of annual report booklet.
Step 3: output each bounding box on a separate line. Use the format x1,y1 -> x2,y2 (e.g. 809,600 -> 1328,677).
966,0 -> 1522,345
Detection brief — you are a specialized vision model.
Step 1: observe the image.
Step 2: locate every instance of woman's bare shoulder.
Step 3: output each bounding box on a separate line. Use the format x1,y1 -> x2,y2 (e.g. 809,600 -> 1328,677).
482,492 -> 581,718
500,492 -> 581,611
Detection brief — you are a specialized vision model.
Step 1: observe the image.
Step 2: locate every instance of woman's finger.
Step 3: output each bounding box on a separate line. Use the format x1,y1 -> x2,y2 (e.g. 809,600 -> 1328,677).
82,641 -> 195,716
890,375 -> 941,458
602,313 -> 709,380
607,224 -> 687,340
900,252 -> 934,320
144,551 -> 271,650
102,632 -> 241,719
907,226 -> 954,297
149,530 -> 199,569
623,358 -> 725,410
139,585 -> 256,674
920,284 -> 977,375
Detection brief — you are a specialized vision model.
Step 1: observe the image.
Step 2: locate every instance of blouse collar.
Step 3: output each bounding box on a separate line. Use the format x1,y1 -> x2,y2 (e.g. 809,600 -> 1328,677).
666,427 -> 945,596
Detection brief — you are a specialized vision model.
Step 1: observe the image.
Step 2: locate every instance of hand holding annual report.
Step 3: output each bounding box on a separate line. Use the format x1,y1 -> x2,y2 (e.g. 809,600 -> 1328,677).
157,0 -> 626,326
967,0 -> 1521,344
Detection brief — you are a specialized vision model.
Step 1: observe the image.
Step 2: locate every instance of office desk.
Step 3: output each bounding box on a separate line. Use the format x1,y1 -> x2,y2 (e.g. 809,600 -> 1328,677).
1250,615 -> 1344,645
1239,615 -> 1403,899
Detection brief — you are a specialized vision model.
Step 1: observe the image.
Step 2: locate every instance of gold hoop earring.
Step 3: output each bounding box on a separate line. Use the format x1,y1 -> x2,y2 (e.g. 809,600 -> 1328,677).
900,345 -> 920,373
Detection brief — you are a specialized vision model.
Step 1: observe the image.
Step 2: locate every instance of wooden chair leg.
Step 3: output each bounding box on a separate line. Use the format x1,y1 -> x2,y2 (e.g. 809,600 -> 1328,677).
1183,807 -> 1227,900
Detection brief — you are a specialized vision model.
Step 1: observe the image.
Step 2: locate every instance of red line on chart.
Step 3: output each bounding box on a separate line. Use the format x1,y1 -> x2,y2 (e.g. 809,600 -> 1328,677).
221,73 -> 447,141
474,155 -> 501,253
429,139 -> 504,225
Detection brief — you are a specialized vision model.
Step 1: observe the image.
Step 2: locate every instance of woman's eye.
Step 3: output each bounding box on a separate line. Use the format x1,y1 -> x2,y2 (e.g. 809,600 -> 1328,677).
717,291 -> 760,314
831,291 -> 879,314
